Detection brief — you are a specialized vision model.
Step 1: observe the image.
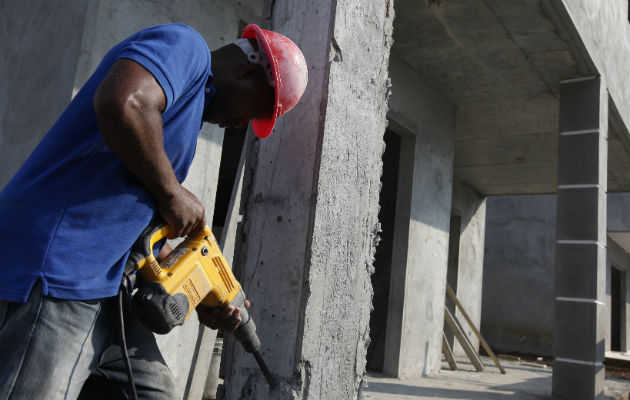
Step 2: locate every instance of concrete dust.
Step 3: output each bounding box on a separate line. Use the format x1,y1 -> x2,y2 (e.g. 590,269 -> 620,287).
269,381 -> 299,399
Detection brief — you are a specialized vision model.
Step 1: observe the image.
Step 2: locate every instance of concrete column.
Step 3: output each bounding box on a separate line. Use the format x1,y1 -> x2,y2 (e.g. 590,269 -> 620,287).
221,0 -> 394,398
382,55 -> 456,378
553,77 -> 608,400
451,179 -> 487,357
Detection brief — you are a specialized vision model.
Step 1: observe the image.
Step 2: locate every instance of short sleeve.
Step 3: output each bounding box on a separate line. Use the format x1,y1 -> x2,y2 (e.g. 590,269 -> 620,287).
117,24 -> 211,111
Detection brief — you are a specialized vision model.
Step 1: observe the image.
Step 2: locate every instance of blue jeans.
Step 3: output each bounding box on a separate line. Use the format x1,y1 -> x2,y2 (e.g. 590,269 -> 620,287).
0,281 -> 177,400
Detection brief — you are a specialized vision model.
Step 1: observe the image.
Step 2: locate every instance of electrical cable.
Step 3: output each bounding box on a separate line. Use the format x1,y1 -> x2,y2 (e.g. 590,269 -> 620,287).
118,287 -> 139,400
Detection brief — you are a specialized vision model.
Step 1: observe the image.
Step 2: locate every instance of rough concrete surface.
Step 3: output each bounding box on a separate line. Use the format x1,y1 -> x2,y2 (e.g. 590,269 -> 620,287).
221,0 -> 394,398
363,356 -> 629,400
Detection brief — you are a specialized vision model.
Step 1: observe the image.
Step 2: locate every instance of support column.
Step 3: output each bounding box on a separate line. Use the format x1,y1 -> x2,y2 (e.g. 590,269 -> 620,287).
553,77 -> 608,400
382,54 -> 456,378
222,1 -> 394,398
451,179 -> 487,357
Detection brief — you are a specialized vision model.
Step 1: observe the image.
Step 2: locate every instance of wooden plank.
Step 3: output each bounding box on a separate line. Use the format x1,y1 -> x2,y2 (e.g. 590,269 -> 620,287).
444,307 -> 484,372
446,283 -> 506,374
442,332 -> 458,371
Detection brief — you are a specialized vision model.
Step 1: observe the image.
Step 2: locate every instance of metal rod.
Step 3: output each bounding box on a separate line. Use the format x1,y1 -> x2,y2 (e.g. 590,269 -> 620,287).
253,351 -> 278,389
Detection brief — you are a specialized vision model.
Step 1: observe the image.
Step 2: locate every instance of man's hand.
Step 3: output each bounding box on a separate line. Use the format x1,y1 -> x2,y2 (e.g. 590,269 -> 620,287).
157,184 -> 206,239
197,300 -> 251,332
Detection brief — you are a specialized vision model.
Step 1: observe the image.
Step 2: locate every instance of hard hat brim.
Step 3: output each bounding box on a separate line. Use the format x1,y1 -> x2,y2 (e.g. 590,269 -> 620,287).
242,24 -> 279,139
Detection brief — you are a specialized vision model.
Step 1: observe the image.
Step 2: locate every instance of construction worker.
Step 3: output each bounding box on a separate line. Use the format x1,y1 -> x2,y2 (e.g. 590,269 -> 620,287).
0,23 -> 307,399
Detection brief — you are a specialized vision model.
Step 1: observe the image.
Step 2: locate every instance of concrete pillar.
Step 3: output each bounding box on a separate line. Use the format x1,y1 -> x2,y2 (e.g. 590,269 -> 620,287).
553,77 -> 608,400
221,0 -> 394,398
382,55 -> 456,378
451,179 -> 487,357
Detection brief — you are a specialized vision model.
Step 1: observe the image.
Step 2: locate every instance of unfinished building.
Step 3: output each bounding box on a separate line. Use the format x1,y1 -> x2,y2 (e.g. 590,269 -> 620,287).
2,0 -> 630,399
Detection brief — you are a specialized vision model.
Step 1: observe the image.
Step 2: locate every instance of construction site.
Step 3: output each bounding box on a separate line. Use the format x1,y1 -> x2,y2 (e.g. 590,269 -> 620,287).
2,0 -> 630,399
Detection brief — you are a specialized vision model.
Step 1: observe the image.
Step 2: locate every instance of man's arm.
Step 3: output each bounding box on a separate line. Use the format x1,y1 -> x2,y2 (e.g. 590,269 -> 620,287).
93,59 -> 205,238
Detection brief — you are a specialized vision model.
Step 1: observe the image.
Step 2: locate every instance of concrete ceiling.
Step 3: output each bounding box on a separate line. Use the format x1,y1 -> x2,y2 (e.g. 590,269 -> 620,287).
392,0 -> 630,195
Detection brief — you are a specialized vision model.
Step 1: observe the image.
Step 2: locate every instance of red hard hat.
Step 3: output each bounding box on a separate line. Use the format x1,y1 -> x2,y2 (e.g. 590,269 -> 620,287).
241,24 -> 308,139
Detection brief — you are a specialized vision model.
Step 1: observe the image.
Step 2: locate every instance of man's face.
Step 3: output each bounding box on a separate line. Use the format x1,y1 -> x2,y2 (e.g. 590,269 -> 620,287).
206,64 -> 274,129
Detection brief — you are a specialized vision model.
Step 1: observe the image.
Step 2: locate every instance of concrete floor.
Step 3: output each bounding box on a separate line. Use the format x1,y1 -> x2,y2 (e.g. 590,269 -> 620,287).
362,356 -> 629,400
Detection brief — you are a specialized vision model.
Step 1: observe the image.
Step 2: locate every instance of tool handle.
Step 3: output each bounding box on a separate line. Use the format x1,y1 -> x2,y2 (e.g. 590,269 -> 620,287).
124,218 -> 171,277
230,291 -> 261,353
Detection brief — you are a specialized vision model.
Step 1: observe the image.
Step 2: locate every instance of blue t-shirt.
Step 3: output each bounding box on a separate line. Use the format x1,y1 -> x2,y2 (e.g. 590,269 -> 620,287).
0,24 -> 214,302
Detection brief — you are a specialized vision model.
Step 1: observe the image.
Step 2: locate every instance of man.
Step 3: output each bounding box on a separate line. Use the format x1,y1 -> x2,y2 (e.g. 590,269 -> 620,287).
0,23 -> 307,399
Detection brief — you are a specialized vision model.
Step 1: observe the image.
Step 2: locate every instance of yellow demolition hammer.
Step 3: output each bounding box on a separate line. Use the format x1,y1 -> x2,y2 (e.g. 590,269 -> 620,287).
123,219 -> 277,387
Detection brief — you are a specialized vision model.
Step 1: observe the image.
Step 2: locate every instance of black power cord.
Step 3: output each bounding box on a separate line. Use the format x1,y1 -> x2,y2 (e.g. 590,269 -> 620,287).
118,286 -> 139,400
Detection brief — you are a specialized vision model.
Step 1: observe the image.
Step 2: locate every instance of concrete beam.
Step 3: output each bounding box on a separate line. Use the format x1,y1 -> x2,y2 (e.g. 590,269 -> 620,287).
221,0 -> 394,398
553,77 -> 607,400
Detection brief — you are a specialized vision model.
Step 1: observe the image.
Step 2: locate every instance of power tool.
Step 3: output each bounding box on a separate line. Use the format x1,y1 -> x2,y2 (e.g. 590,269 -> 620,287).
122,219 -> 277,388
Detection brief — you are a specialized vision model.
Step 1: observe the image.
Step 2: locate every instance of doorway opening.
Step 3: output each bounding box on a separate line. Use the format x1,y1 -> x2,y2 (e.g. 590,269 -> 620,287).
611,266 -> 624,351
366,129 -> 401,372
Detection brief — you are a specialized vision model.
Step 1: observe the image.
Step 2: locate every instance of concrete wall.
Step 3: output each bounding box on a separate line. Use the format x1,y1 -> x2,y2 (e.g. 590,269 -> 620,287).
0,1 -> 88,189
556,0 -> 630,137
221,0 -> 394,398
384,52 -> 456,377
450,179 -> 486,357
482,195 -> 557,357
483,193 -> 630,357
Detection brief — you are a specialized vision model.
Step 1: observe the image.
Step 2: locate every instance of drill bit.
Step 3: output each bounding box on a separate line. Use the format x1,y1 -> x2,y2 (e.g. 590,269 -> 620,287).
253,350 -> 278,389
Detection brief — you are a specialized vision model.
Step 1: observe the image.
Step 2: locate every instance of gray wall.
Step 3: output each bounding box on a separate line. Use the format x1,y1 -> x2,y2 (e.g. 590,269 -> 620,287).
0,1 -> 88,189
483,193 -> 630,356
482,195 -> 556,357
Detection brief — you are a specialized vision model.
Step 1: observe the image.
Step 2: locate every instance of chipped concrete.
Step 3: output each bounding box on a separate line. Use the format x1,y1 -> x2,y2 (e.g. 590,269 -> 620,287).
221,0 -> 394,398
